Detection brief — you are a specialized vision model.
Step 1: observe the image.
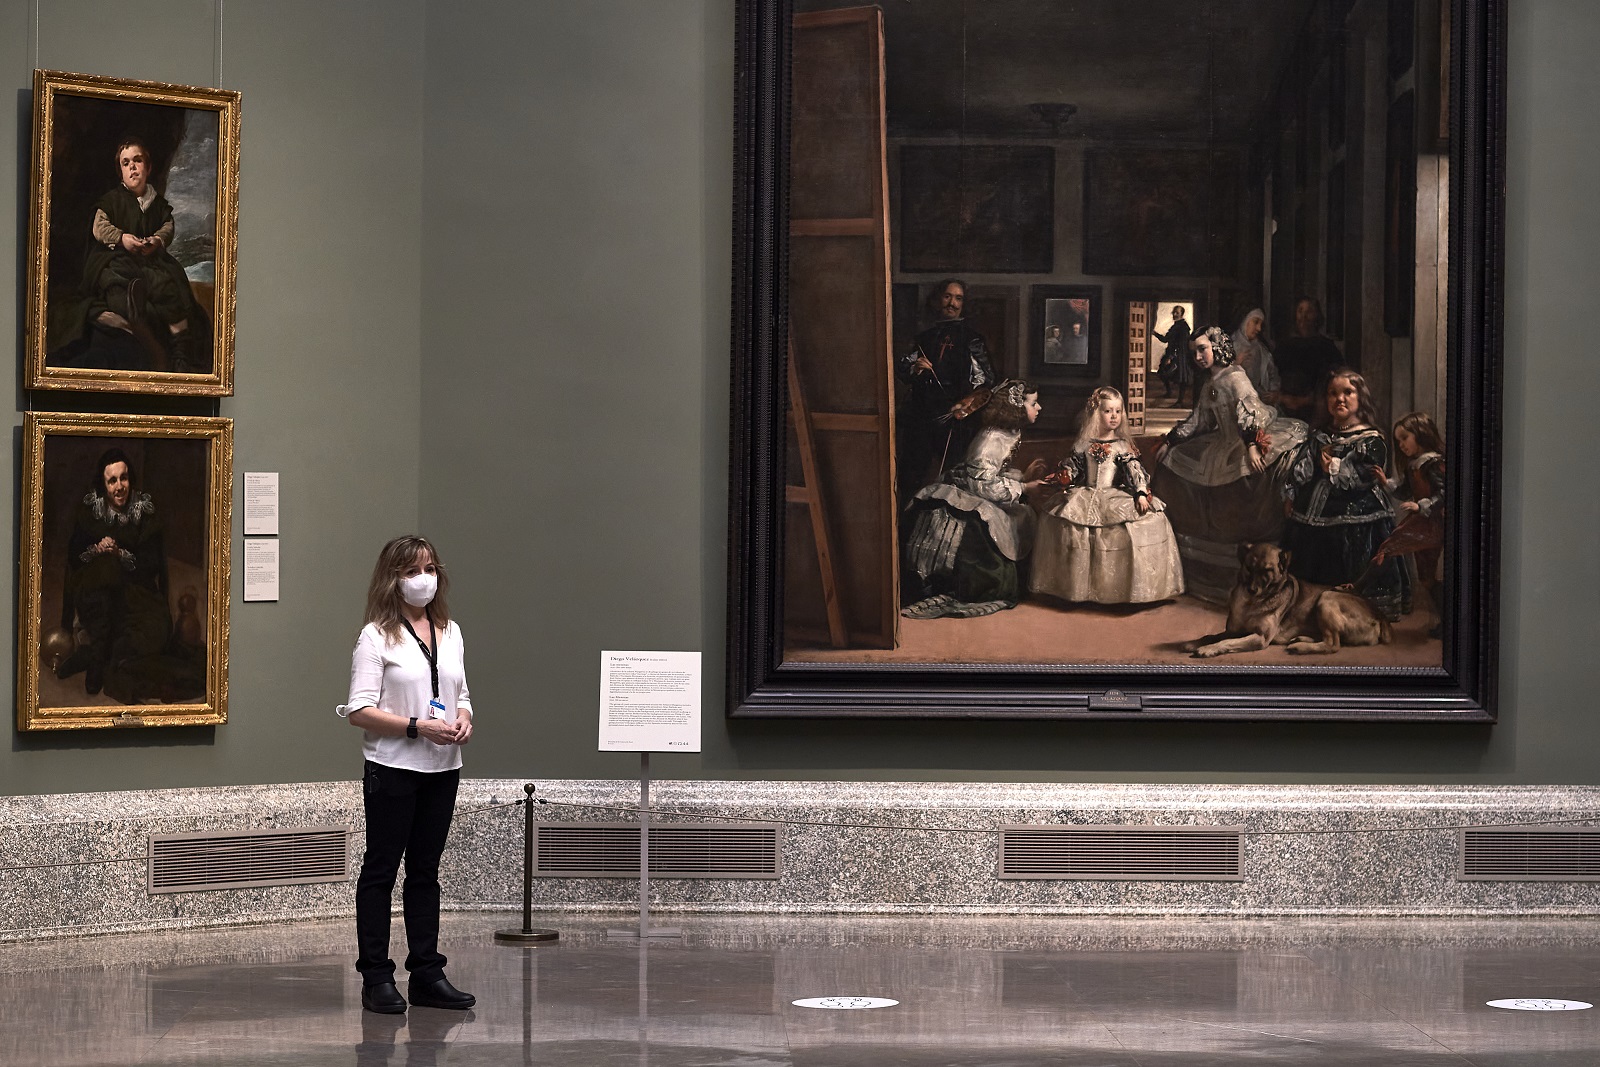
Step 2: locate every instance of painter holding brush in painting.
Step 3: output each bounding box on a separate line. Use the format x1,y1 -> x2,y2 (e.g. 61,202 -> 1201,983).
895,278 -> 997,509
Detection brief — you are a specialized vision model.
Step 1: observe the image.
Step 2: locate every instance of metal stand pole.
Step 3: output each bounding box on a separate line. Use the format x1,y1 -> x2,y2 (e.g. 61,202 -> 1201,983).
640,751 -> 650,939
495,783 -> 559,944
609,752 -> 681,939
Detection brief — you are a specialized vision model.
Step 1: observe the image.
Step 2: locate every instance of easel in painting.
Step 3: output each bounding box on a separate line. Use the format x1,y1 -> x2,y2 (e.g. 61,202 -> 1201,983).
784,330 -> 848,647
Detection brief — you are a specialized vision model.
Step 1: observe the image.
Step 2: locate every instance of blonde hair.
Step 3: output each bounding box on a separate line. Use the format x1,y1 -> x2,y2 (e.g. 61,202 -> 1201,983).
1073,386 -> 1132,451
364,535 -> 451,642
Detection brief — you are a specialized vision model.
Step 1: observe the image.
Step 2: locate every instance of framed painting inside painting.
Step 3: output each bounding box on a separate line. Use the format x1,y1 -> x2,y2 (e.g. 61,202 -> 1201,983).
1029,286 -> 1102,381
730,0 -> 1503,721
18,413 -> 232,731
897,145 -> 1054,273
26,70 -> 240,397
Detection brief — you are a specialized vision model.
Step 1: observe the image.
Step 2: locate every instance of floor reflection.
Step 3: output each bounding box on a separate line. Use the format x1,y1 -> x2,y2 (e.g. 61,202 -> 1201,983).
4,913 -> 1600,1065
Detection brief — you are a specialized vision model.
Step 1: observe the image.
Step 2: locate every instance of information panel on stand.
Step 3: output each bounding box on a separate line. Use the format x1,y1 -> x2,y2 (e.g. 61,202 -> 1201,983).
598,650 -> 702,752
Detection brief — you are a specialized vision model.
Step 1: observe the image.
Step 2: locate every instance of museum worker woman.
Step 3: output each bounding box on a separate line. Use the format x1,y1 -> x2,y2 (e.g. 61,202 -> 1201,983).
337,535 -> 476,1015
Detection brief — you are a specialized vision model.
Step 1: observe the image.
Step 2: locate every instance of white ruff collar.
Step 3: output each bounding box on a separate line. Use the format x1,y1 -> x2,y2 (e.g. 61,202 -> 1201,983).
86,491 -> 154,524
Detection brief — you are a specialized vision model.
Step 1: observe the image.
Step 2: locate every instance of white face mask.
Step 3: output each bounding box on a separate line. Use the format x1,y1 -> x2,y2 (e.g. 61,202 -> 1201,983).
399,572 -> 437,607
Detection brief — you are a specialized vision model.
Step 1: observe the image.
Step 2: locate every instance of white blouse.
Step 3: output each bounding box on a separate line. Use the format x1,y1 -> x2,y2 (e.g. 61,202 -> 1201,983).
337,620 -> 473,773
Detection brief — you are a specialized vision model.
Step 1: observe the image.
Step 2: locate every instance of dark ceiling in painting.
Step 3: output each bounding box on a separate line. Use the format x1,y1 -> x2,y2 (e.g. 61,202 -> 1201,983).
791,0 -> 1320,142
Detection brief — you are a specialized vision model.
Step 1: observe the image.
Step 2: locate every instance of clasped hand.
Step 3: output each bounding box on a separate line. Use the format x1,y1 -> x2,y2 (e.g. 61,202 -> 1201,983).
119,233 -> 163,256
418,715 -> 472,746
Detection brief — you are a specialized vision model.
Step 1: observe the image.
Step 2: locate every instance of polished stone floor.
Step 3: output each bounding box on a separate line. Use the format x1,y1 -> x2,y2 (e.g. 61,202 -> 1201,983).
5,913 -> 1600,1065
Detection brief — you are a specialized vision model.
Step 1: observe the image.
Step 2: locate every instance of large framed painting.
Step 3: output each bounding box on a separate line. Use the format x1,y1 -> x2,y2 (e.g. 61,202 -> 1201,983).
898,145 -> 1054,273
18,413 -> 233,731
26,70 -> 241,396
730,0 -> 1504,721
1082,147 -> 1242,278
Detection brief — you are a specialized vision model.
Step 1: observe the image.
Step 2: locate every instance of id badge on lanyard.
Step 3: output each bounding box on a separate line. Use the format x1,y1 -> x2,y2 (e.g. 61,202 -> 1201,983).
401,618 -> 448,720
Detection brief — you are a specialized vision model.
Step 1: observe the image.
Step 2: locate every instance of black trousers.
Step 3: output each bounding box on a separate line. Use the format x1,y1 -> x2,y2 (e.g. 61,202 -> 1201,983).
355,760 -> 460,986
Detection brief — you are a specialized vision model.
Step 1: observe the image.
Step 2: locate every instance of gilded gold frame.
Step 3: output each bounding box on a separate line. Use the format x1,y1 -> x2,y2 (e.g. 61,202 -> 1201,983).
27,70 -> 241,396
19,413 -> 233,731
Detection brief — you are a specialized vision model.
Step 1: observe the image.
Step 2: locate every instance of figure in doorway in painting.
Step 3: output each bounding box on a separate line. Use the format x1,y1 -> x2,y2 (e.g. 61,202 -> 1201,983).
82,139 -> 205,372
1152,304 -> 1194,405
895,279 -> 996,509
1281,369 -> 1409,621
901,380 -> 1047,620
1030,386 -> 1184,605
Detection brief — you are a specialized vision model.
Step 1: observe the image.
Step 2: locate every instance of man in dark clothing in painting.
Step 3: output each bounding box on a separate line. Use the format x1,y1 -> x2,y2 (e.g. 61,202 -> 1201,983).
895,279 -> 996,509
55,448 -> 203,703
82,140 -> 203,372
1063,319 -> 1089,364
1153,305 -> 1194,405
1275,296 -> 1345,422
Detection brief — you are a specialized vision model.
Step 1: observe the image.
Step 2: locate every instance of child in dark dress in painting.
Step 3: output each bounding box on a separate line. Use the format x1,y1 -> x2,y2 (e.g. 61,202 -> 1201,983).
901,380 -> 1047,620
1281,369 -> 1409,620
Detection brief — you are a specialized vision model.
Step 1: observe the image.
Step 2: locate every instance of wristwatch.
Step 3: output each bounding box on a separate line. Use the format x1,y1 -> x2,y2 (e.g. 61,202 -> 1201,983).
406,717 -> 418,739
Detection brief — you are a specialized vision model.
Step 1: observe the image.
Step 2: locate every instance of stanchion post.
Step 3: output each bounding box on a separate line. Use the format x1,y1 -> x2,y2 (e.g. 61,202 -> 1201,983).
495,783 -> 559,944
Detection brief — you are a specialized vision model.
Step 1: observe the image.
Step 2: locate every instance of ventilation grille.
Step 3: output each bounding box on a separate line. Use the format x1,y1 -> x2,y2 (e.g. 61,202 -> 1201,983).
1459,828 -> 1600,881
534,822 -> 781,879
148,826 -> 351,894
998,825 -> 1243,881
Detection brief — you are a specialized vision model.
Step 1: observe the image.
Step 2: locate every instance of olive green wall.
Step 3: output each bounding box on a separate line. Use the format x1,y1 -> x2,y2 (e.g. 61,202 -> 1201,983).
3,1 -> 1596,795
4,0 -> 427,793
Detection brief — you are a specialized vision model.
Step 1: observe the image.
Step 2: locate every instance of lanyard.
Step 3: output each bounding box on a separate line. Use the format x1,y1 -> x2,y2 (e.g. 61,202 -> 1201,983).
400,617 -> 439,700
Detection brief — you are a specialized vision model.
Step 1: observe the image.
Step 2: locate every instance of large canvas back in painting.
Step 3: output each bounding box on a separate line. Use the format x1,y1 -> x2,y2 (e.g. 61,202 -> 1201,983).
784,8 -> 897,651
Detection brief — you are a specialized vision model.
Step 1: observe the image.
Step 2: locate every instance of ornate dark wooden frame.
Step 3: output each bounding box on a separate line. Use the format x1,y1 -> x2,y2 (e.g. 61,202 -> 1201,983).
728,0 -> 1504,722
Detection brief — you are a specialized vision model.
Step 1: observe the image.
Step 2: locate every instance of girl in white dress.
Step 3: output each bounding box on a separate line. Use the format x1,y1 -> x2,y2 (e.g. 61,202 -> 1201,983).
1030,387 -> 1184,604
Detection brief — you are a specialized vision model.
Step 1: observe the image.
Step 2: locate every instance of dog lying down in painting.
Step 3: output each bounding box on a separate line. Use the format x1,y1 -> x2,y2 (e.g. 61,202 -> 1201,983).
1184,543 -> 1392,657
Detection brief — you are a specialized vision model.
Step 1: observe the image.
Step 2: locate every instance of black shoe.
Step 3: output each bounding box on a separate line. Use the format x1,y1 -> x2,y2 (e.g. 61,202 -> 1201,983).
362,981 -> 407,1014
169,326 -> 197,374
56,647 -> 91,680
85,661 -> 106,695
408,976 -> 475,1010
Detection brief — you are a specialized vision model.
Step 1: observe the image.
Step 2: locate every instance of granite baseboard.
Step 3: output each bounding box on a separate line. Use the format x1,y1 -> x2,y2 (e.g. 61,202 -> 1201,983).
4,781 -> 1600,941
